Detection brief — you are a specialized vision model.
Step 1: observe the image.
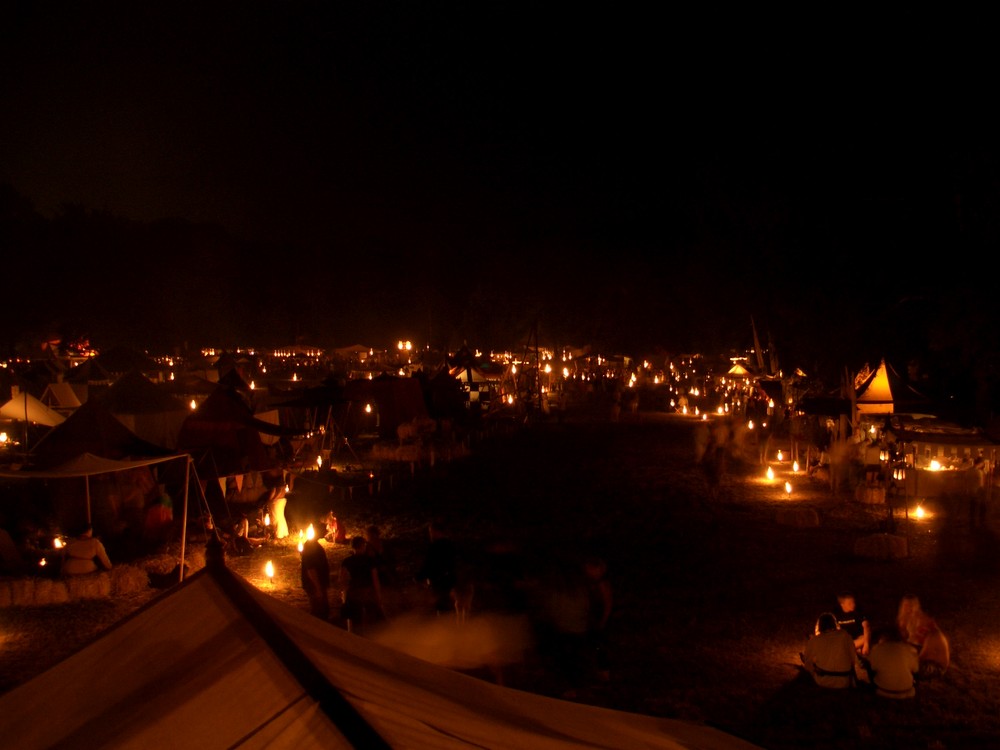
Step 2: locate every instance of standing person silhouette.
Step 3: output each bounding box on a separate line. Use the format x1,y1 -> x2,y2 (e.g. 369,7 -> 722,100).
339,535 -> 385,633
300,537 -> 330,620
416,519 -> 460,616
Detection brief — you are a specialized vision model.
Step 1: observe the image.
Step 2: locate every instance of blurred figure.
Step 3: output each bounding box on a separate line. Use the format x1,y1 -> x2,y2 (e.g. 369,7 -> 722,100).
62,525 -> 113,576
868,627 -> 919,699
366,523 -> 394,585
324,510 -> 346,545
897,594 -> 950,677
300,536 -> 330,620
800,612 -> 859,689
584,554 -> 613,683
232,513 -> 255,556
0,520 -> 25,574
416,519 -> 460,616
268,486 -> 289,540
339,535 -> 385,633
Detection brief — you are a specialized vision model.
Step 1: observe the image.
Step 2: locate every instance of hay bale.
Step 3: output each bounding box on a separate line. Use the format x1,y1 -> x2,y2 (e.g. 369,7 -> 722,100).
111,565 -> 150,595
33,578 -> 55,605
776,507 -> 820,527
10,578 -> 36,606
853,533 -> 908,560
65,572 -> 112,600
49,580 -> 70,604
856,485 -> 886,505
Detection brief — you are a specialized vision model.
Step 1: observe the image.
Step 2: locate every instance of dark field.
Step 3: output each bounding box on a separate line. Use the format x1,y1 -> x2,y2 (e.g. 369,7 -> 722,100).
4,409 -> 1000,749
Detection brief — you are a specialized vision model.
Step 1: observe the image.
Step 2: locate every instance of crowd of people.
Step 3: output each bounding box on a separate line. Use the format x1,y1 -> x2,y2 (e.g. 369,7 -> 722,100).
800,590 -> 950,700
290,511 -> 616,694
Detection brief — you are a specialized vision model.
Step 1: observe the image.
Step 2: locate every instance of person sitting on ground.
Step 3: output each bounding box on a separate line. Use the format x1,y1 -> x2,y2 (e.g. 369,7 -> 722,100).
897,594 -> 950,678
868,626 -> 919,699
800,612 -> 860,689
232,513 -> 255,556
61,525 -> 113,576
834,591 -> 871,659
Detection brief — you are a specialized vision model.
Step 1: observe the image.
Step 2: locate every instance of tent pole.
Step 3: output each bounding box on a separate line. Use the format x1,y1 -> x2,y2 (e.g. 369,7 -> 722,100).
179,457 -> 191,582
85,476 -> 92,525
22,391 -> 29,454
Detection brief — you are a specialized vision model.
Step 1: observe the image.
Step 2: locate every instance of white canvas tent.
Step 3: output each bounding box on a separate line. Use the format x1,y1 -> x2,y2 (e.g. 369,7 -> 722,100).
0,391 -> 66,427
854,359 -> 931,416
0,552 -> 760,750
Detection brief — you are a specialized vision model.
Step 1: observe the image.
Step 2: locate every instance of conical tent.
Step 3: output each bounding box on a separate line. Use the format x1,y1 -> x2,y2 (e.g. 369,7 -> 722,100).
0,391 -> 65,428
854,359 -> 931,415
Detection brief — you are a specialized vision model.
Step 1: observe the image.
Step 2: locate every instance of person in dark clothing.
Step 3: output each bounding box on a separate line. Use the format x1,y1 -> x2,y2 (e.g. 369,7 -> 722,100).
834,592 -> 871,659
300,537 -> 330,620
338,535 -> 385,633
416,520 -> 459,615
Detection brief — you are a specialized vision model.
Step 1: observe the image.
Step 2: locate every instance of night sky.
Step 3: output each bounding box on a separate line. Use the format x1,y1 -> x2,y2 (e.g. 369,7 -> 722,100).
2,6 -> 998,388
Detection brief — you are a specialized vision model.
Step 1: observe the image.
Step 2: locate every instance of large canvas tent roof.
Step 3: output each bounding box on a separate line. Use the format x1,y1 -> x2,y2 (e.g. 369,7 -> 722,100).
0,391 -> 65,427
96,370 -> 190,449
176,383 -> 306,480
0,550 -> 759,750
26,399 -> 172,469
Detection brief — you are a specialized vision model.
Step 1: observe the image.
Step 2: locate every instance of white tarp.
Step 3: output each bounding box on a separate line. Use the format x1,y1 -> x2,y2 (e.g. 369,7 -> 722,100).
0,392 -> 66,427
0,561 -> 761,750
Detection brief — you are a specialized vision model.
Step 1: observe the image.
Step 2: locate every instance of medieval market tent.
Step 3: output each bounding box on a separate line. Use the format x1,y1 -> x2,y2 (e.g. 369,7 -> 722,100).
341,375 -> 430,441
39,380 -> 84,415
175,382 -> 304,481
27,399 -> 172,470
95,370 -> 191,450
0,553 -> 761,750
0,452 -> 194,572
4,400 -> 178,544
0,391 -> 65,428
854,359 -> 932,416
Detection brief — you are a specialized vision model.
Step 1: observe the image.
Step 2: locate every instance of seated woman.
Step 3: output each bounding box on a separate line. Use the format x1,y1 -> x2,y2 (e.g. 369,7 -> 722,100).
62,525 -> 113,576
897,594 -> 950,677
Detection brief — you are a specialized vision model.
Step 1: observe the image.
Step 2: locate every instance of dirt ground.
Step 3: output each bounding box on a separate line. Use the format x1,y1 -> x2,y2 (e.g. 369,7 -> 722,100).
4,407 -> 1000,749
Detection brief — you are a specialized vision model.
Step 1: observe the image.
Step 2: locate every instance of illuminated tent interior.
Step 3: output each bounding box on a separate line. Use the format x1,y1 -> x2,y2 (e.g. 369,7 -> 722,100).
0,549 -> 760,750
854,359 -> 931,416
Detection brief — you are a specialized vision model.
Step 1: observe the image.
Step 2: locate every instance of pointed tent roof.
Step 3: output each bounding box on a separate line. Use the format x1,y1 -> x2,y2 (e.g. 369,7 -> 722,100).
96,370 -> 190,415
176,383 -> 305,479
27,399 -> 172,469
854,359 -> 931,415
0,391 -> 66,428
90,345 -> 163,376
0,556 -> 759,750
40,381 -> 83,412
